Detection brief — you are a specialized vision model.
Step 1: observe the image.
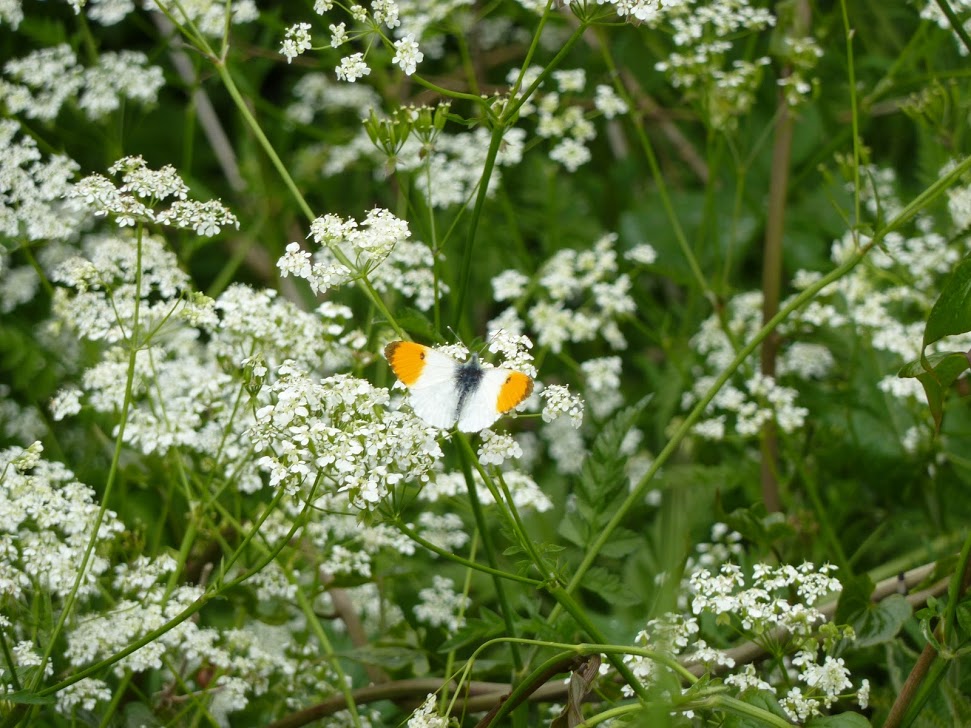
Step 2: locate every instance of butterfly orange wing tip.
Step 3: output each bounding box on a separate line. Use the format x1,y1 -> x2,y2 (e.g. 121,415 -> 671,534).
496,372 -> 533,413
385,341 -> 427,386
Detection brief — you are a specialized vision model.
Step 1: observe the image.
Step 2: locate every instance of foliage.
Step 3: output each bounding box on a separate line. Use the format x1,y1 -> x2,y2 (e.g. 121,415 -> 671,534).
1,0 -> 971,726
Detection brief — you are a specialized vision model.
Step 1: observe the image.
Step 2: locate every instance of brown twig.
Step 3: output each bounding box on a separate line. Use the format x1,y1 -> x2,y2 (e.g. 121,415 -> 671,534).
265,561 -> 947,726
760,0 -> 811,514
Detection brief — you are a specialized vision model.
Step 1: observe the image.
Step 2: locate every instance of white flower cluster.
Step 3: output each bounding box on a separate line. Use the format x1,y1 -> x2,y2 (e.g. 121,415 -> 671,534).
414,575 -> 470,631
281,22 -> 314,63
281,208 -> 444,308
491,232 -> 635,353
0,443 -> 124,602
684,371 -> 808,441
0,120 -> 82,244
621,561 -> 866,722
251,361 -> 444,509
540,384 -> 584,429
639,0 -> 776,131
407,693 -> 448,728
509,66 -> 628,173
776,34 -> 824,107
70,156 -> 238,235
1,44 -> 164,121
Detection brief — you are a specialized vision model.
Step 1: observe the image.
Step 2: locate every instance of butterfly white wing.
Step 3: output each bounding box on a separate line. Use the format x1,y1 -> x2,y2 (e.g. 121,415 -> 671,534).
403,347 -> 462,429
456,367 -> 512,433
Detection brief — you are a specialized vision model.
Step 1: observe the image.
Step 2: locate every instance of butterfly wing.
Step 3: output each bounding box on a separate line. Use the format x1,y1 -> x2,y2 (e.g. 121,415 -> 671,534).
456,367 -> 533,433
385,341 -> 460,429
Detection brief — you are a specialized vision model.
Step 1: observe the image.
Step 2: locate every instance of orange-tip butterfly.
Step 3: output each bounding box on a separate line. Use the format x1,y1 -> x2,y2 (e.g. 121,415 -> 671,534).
384,341 -> 533,432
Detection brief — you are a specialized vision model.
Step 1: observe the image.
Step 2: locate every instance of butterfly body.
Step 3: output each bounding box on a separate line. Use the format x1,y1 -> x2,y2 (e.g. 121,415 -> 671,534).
384,341 -> 533,432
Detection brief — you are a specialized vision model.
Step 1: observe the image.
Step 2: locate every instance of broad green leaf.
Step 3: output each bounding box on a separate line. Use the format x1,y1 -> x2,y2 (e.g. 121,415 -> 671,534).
923,256 -> 971,349
722,690 -> 790,727
898,352 -> 971,430
852,595 -> 912,648
807,713 -> 872,727
835,574 -> 875,626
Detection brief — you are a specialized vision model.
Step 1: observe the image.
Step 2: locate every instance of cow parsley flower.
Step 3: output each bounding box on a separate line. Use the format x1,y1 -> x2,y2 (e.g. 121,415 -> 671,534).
392,34 -> 423,75
336,52 -> 371,82
281,22 -> 313,63
414,576 -> 469,631
541,384 -> 584,429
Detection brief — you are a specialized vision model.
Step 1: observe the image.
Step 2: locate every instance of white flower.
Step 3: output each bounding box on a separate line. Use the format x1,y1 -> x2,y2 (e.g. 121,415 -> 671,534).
625,243 -> 657,265
594,84 -> 629,118
414,576 -> 469,631
477,429 -> 523,466
281,22 -> 313,63
329,22 -> 348,47
549,137 -> 591,172
407,694 -> 447,728
392,35 -> 424,75
336,52 -> 371,82
540,384 -> 584,429
492,269 -> 529,301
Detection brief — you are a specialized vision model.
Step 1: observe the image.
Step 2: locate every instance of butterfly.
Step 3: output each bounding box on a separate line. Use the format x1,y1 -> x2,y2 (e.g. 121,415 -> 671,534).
384,341 -> 533,432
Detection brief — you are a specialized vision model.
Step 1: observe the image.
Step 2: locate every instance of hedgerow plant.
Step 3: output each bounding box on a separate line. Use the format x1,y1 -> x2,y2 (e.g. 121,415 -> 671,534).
2,0 -> 971,725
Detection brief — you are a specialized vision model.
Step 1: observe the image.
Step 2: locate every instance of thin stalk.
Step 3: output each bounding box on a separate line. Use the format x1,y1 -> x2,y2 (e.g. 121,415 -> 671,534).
457,440 -> 523,672
393,519 -> 543,586
29,224 -> 148,695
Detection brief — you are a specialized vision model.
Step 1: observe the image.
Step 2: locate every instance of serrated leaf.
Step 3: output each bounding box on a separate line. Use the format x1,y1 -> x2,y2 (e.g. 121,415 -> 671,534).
557,512 -> 588,548
899,352 -> 971,430
923,257 -> 971,349
576,396 -> 651,527
598,528 -> 643,558
806,713 -> 872,727
581,566 -> 640,607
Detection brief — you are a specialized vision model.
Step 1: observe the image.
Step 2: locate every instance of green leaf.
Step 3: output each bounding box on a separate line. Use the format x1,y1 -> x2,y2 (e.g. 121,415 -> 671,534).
898,352 -> 971,430
851,594 -> 912,648
394,308 -> 440,342
956,599 -> 971,638
923,256 -> 971,349
580,566 -> 640,607
806,713 -> 872,727
835,573 -> 875,626
0,690 -> 55,705
598,527 -> 643,558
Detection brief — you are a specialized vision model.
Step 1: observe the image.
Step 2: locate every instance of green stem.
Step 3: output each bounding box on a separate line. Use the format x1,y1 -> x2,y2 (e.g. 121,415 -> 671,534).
29,224 -> 148,695
457,439 -> 523,672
